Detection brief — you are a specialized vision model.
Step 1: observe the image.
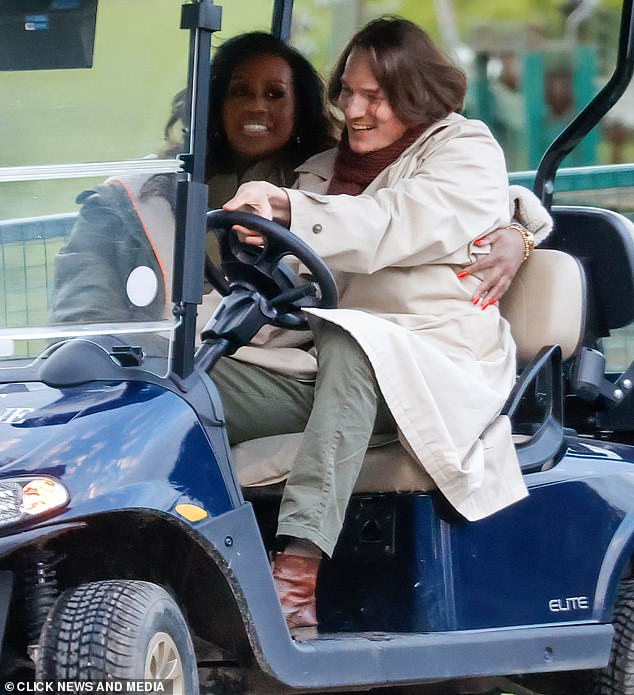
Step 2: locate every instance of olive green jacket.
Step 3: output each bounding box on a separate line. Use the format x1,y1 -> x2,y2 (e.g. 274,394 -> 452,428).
50,174 -> 173,326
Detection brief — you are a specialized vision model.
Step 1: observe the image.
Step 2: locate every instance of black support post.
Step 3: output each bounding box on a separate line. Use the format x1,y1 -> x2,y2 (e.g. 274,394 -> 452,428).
271,0 -> 294,41
171,1 -> 222,379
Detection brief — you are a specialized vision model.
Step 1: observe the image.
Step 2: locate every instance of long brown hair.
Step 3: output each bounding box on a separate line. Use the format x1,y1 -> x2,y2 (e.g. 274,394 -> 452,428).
328,17 -> 466,127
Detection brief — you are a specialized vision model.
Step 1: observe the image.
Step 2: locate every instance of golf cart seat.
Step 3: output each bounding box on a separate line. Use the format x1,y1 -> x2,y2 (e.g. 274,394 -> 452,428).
233,245 -> 587,493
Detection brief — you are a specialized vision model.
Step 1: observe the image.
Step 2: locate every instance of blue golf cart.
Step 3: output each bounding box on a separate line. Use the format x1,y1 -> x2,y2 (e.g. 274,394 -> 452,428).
1,1 -> 634,693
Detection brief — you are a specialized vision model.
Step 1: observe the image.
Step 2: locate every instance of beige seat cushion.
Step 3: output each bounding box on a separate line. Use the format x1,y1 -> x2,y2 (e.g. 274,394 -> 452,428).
233,432 -> 436,494
500,248 -> 585,366
233,432 -> 532,495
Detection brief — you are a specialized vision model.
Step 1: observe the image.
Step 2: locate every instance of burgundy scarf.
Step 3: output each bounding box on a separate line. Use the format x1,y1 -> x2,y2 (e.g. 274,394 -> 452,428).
327,124 -> 427,196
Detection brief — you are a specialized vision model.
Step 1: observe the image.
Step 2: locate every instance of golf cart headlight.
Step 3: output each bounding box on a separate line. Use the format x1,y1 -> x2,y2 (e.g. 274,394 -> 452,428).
0,477 -> 69,527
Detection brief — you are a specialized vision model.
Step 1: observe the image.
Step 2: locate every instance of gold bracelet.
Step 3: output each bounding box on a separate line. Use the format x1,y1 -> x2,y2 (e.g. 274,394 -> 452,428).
506,222 -> 535,261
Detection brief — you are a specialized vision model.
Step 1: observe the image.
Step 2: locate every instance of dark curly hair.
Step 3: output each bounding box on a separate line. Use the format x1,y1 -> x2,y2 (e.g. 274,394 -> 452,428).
207,32 -> 337,177
158,88 -> 188,158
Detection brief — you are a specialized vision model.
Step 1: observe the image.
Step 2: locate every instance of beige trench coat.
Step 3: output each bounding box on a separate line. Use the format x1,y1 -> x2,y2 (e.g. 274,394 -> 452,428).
232,113 -> 530,520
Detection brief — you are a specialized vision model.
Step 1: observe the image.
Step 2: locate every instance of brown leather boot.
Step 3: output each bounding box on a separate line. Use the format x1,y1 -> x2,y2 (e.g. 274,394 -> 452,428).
271,552 -> 320,631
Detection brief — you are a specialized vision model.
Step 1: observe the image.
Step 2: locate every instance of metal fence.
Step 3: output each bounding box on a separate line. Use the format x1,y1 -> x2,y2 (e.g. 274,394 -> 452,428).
0,213 -> 75,329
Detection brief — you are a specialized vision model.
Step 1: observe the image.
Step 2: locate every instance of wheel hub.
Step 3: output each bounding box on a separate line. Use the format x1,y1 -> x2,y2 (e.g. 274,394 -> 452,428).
144,631 -> 185,693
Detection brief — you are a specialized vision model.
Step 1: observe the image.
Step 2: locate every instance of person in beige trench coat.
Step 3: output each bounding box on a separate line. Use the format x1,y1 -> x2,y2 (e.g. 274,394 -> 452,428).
292,115 -> 530,518
232,114 -> 534,517
217,18 -> 554,633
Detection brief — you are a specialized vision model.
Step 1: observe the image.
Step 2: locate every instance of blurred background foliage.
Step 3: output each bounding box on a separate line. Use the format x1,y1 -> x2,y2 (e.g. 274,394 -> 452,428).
291,0 -> 628,170
0,0 -> 630,218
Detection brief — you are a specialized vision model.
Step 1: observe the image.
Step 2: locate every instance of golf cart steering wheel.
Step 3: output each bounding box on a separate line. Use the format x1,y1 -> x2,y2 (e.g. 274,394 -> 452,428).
206,209 -> 338,329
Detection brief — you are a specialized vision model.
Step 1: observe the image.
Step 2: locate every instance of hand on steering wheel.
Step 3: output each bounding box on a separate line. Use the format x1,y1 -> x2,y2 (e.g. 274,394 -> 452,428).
206,209 -> 338,329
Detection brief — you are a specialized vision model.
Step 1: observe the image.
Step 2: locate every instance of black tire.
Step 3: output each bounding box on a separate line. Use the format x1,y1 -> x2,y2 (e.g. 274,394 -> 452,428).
36,579 -> 198,694
592,579 -> 634,694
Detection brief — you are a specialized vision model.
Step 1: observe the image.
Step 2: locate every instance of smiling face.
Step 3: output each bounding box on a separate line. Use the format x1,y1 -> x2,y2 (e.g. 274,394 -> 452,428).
222,54 -> 296,164
338,48 -> 409,154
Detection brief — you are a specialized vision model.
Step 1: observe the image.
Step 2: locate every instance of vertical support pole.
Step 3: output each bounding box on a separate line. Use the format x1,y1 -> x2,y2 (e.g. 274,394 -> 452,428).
172,1 -> 222,379
433,0 -> 461,58
271,0 -> 294,41
327,0 -> 362,68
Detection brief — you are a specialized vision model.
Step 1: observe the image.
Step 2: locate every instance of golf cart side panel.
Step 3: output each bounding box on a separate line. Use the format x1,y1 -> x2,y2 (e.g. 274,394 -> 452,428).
448,472 -> 623,630
315,493 -> 453,633
315,443 -> 631,634
447,441 -> 634,630
198,505 -> 613,689
0,380 -> 234,519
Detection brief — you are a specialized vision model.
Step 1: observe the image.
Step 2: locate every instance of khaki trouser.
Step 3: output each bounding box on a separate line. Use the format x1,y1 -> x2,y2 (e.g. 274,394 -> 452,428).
212,321 -> 395,556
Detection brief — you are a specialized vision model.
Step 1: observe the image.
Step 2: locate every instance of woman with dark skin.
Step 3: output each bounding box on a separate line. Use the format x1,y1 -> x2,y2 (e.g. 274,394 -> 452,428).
206,32 -> 338,209
50,35 -> 337,329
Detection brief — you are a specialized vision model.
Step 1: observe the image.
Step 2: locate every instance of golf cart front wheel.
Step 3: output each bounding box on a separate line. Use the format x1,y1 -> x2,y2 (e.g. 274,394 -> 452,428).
36,579 -> 198,694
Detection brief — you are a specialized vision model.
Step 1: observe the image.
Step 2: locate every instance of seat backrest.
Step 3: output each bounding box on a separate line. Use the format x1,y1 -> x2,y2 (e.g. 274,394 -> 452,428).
500,248 -> 586,367
543,206 -> 634,339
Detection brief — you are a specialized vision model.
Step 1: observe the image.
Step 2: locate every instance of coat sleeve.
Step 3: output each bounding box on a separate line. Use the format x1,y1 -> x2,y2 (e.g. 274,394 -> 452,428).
285,123 -> 510,274
508,184 -> 553,246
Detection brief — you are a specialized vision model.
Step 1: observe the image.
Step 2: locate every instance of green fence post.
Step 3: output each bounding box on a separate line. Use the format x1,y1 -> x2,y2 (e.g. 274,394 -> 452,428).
573,44 -> 599,166
471,53 -> 494,127
523,51 -> 546,169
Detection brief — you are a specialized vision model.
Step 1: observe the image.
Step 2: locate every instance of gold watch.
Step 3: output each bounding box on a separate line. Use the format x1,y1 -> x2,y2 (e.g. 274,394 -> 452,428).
507,223 -> 535,261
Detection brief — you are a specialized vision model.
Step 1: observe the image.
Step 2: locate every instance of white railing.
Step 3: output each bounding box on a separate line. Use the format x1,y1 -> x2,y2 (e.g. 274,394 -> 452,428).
0,159 -> 184,183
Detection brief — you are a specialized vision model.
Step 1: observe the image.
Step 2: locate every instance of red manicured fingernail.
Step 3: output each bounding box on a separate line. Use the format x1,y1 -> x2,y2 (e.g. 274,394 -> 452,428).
457,271 -> 469,279
472,295 -> 481,305
474,238 -> 486,246
482,298 -> 498,310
